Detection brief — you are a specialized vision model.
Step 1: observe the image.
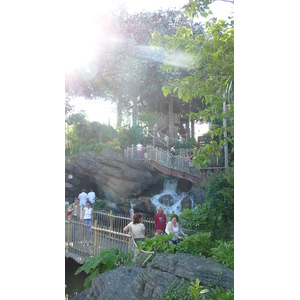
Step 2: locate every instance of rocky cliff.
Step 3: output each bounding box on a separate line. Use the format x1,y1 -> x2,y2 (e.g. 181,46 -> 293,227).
65,149 -> 163,213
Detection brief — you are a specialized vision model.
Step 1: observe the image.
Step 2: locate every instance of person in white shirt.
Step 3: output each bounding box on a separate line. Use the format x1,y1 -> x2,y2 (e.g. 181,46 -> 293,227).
136,142 -> 142,160
82,201 -> 93,243
87,188 -> 96,206
78,189 -> 88,209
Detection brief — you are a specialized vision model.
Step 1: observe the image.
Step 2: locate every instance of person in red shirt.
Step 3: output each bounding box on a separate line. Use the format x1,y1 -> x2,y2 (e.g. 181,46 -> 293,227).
154,206 -> 167,236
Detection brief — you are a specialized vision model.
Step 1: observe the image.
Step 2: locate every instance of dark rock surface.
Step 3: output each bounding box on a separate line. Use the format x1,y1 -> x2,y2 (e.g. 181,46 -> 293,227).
77,253 -> 234,300
65,149 -> 159,213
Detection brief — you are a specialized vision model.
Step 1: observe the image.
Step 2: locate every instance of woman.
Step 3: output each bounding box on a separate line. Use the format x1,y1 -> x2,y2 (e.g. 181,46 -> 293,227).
154,206 -> 166,236
123,213 -> 145,242
82,201 -> 93,242
165,214 -> 187,244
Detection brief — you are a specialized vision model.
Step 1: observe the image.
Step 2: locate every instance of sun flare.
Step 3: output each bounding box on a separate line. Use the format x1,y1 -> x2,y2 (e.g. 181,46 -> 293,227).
64,2 -> 113,73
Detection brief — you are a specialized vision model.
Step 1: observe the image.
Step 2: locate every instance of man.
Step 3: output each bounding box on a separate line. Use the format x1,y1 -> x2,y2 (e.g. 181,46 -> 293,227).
78,189 -> 88,209
67,197 -> 82,221
136,142 -> 142,160
87,188 -> 96,206
170,146 -> 176,169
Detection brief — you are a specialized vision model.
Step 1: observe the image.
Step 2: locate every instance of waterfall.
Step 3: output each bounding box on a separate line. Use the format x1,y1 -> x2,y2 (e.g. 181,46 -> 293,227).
149,178 -> 194,216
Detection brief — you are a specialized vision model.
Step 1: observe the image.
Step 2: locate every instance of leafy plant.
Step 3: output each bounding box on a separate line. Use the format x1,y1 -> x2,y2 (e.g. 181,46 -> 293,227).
160,278 -> 191,300
160,278 -> 208,300
92,197 -> 106,211
179,170 -> 234,240
137,233 -> 176,254
188,278 -> 209,300
75,248 -> 131,289
176,232 -> 213,257
209,240 -> 234,270
207,286 -> 234,300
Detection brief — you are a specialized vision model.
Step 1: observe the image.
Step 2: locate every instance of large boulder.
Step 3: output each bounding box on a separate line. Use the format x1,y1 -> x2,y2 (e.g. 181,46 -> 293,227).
65,149 -> 159,205
80,253 -> 234,300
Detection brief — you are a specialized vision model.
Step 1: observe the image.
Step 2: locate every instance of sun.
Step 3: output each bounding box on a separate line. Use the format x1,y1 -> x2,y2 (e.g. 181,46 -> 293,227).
64,2 -> 113,73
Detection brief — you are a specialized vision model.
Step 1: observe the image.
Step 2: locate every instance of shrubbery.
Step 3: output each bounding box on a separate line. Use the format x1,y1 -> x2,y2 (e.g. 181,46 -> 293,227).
179,169 -> 234,240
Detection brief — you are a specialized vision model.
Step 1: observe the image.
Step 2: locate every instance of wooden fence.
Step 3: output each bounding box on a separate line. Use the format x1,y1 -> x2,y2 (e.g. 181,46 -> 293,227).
65,210 -> 155,257
92,210 -> 156,238
65,218 -> 132,258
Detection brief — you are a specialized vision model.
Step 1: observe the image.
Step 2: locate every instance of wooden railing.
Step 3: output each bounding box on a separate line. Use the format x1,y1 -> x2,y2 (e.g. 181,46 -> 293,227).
92,210 -> 155,238
65,218 -> 132,258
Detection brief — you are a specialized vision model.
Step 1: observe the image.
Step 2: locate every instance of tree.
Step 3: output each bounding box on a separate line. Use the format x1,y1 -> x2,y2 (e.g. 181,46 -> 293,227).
149,3 -> 234,167
65,6 -> 205,130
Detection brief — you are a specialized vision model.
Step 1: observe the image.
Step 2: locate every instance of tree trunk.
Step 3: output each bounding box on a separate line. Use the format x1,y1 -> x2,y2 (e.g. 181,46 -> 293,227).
186,120 -> 190,139
117,98 -> 122,127
168,96 -> 174,139
191,119 -> 195,141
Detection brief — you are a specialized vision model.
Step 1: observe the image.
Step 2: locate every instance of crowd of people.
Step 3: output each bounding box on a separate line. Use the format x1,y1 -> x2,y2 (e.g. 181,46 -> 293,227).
67,189 -> 187,246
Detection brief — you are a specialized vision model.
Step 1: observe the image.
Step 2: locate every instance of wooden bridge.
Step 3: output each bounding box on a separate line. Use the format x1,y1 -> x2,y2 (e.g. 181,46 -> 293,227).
124,145 -> 226,187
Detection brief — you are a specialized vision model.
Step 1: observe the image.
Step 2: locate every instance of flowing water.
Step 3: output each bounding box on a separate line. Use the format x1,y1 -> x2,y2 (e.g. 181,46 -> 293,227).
149,178 -> 194,215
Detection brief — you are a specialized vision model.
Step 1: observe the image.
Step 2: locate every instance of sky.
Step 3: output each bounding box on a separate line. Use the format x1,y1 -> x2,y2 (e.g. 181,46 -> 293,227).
67,0 -> 233,136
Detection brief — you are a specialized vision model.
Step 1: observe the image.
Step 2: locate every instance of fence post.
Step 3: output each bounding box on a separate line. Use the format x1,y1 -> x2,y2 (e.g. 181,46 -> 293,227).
128,227 -> 132,259
110,210 -> 113,231
67,216 -> 71,250
93,220 -> 98,256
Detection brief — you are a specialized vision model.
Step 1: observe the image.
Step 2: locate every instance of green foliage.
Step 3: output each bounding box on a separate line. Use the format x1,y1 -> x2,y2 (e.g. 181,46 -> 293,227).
176,232 -> 213,257
210,240 -> 234,270
207,286 -> 234,300
118,125 -> 147,149
75,248 -> 131,289
150,11 -> 234,168
92,197 -> 106,211
160,278 -> 191,300
188,278 -> 209,300
179,169 -> 234,240
137,233 -> 176,254
160,278 -> 208,300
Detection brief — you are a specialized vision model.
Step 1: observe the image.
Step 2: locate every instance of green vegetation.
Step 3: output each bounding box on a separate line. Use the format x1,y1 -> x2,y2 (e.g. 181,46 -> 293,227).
92,197 -> 106,211
160,278 -> 208,300
179,169 -> 234,240
160,278 -> 233,300
65,112 -> 147,159
75,248 -> 133,289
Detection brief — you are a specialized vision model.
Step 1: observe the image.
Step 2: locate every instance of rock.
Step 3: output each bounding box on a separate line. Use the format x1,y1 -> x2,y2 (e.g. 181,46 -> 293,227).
135,197 -> 156,216
158,194 -> 174,206
77,253 -> 234,300
87,267 -> 145,300
190,186 -> 206,205
65,149 -> 160,205
181,196 -> 192,210
177,178 -> 192,192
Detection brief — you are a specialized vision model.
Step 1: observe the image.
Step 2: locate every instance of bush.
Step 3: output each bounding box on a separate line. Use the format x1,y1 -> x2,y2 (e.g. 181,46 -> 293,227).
93,197 -> 106,211
207,286 -> 234,300
137,233 -> 176,254
179,169 -> 234,240
176,232 -> 213,257
209,240 -> 234,270
160,278 -> 208,300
